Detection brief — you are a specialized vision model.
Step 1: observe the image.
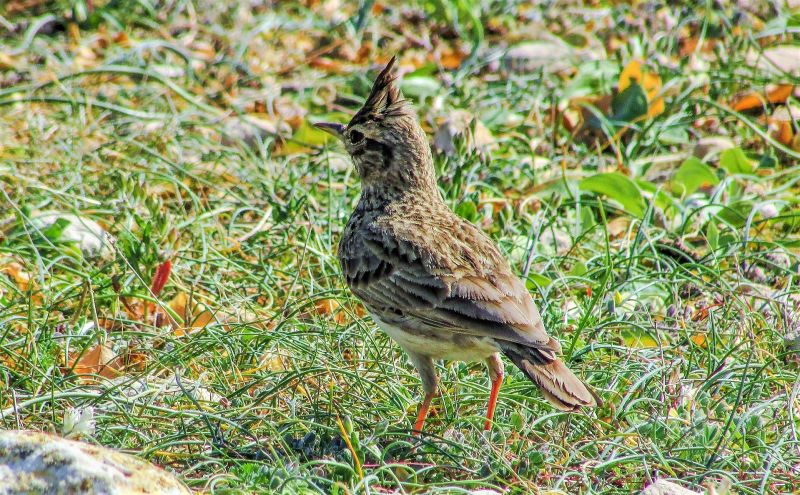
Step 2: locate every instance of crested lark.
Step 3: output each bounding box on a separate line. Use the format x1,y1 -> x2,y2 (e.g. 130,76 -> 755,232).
316,57 -> 600,432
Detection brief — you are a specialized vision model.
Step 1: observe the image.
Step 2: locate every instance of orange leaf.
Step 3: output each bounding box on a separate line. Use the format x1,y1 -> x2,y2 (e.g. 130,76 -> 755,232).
774,120 -> 794,146
169,292 -> 215,336
71,343 -> 121,383
767,84 -> 794,104
618,60 -> 643,92
315,298 -> 347,324
309,57 -> 344,73
732,85 -> 793,112
642,72 -> 664,118
690,333 -> 707,348
439,48 -> 466,70
732,92 -> 765,112
2,262 -> 31,291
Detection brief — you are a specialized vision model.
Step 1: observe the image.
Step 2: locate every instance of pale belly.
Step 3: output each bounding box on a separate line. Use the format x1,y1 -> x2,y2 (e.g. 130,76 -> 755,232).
372,316 -> 499,362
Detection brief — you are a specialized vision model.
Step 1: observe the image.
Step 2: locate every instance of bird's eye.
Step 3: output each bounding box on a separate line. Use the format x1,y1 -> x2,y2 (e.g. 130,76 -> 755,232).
349,130 -> 364,144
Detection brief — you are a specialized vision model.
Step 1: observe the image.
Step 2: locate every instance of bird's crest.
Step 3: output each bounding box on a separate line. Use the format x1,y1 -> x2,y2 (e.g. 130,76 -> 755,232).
350,56 -> 409,126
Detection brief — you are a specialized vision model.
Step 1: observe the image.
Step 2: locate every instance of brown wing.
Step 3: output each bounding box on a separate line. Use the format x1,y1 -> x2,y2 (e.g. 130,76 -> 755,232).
339,221 -> 557,354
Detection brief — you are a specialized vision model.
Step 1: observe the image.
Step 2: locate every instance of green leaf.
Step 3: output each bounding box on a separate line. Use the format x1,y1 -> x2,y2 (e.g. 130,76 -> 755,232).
706,221 -> 719,250
611,81 -> 648,123
400,76 -> 439,98
580,172 -> 646,217
454,200 -> 478,222
620,328 -> 659,348
41,217 -> 71,242
716,200 -> 754,227
526,273 -> 552,289
671,157 -> 720,196
569,260 -> 587,277
720,147 -> 755,174
563,60 -> 619,99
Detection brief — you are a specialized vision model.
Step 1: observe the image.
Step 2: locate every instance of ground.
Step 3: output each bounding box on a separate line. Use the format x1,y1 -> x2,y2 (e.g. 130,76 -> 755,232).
1,1 -> 799,494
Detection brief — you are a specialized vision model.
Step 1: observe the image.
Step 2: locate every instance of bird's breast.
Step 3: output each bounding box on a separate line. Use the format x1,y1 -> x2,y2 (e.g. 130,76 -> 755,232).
372,315 -> 498,362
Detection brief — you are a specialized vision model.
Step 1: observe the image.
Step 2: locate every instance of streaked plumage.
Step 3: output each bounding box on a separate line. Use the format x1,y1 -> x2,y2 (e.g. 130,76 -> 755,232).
316,57 -> 599,432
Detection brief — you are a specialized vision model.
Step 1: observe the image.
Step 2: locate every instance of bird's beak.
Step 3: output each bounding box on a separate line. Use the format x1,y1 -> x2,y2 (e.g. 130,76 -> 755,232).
314,122 -> 346,141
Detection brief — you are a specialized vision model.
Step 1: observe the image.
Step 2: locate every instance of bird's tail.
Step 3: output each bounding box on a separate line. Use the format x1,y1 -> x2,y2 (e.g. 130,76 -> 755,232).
500,342 -> 600,411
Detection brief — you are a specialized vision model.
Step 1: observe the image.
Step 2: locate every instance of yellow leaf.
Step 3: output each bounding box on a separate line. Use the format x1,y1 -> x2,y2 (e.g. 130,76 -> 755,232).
169,292 -> 215,336
315,298 -> 347,324
618,60 -> 643,92
619,61 -> 664,119
70,343 -> 121,384
642,72 -> 664,118
620,328 -> 659,348
690,333 -> 707,348
2,262 -> 31,291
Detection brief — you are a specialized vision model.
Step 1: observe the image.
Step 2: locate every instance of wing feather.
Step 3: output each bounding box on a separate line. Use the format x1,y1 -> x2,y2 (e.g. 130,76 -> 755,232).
340,223 -> 553,350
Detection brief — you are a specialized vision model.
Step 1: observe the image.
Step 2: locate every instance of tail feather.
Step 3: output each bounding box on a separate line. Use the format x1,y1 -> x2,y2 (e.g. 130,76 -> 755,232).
501,344 -> 600,411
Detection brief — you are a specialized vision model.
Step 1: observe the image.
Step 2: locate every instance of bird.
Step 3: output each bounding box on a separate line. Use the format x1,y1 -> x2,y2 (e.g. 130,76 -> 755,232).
315,56 -> 600,433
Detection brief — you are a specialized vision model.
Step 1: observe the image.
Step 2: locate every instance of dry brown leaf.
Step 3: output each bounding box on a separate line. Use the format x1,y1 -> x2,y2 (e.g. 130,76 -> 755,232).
607,217 -> 631,239
437,48 -> 466,70
70,343 -> 121,383
315,298 -> 347,324
309,57 -> 345,73
618,60 -> 642,92
2,262 -> 31,291
732,84 -> 794,112
168,292 -> 215,337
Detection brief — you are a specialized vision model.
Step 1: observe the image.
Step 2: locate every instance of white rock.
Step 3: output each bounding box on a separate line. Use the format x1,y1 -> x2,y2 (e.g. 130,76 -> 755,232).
31,212 -> 113,258
641,480 -> 701,495
0,430 -> 190,495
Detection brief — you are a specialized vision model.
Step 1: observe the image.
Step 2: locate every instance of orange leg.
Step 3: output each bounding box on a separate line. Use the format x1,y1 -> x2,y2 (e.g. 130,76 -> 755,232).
484,354 -> 505,431
484,373 -> 504,430
413,392 -> 436,435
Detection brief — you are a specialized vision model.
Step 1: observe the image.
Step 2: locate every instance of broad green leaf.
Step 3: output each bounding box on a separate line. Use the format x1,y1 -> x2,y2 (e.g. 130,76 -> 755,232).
611,81 -> 648,123
636,179 -> 675,211
706,221 -> 719,250
716,200 -> 754,227
526,273 -> 552,289
455,200 -> 479,222
41,217 -> 72,242
563,60 -> 619,99
720,147 -> 755,174
569,260 -> 587,277
621,328 -> 659,348
671,157 -> 720,196
400,76 -> 439,98
580,172 -> 646,217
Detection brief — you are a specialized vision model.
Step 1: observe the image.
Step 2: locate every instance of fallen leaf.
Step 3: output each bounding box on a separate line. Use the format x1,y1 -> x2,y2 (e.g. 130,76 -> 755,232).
168,292 -> 215,336
315,298 -> 347,324
2,262 -> 31,291
690,333 -> 707,348
732,84 -> 794,112
618,60 -> 642,92
620,328 -> 659,348
437,47 -> 466,70
642,72 -> 664,118
70,343 -> 121,383
606,216 -> 631,239
773,120 -> 794,146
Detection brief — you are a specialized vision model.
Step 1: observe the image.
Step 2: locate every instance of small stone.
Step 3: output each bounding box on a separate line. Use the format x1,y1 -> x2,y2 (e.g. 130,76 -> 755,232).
31,212 -> 113,258
641,480 -> 701,495
0,430 -> 190,495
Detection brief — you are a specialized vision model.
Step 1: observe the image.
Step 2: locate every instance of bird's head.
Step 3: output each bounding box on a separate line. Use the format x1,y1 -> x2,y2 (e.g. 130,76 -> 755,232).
315,56 -> 435,193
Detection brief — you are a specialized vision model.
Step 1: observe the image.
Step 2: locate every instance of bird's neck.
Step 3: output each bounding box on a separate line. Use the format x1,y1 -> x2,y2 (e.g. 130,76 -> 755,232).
358,181 -> 442,212
358,147 -> 442,210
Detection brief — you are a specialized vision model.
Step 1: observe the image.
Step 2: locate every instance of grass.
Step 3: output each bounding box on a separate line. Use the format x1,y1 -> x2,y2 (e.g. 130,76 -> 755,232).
1,1 -> 799,493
